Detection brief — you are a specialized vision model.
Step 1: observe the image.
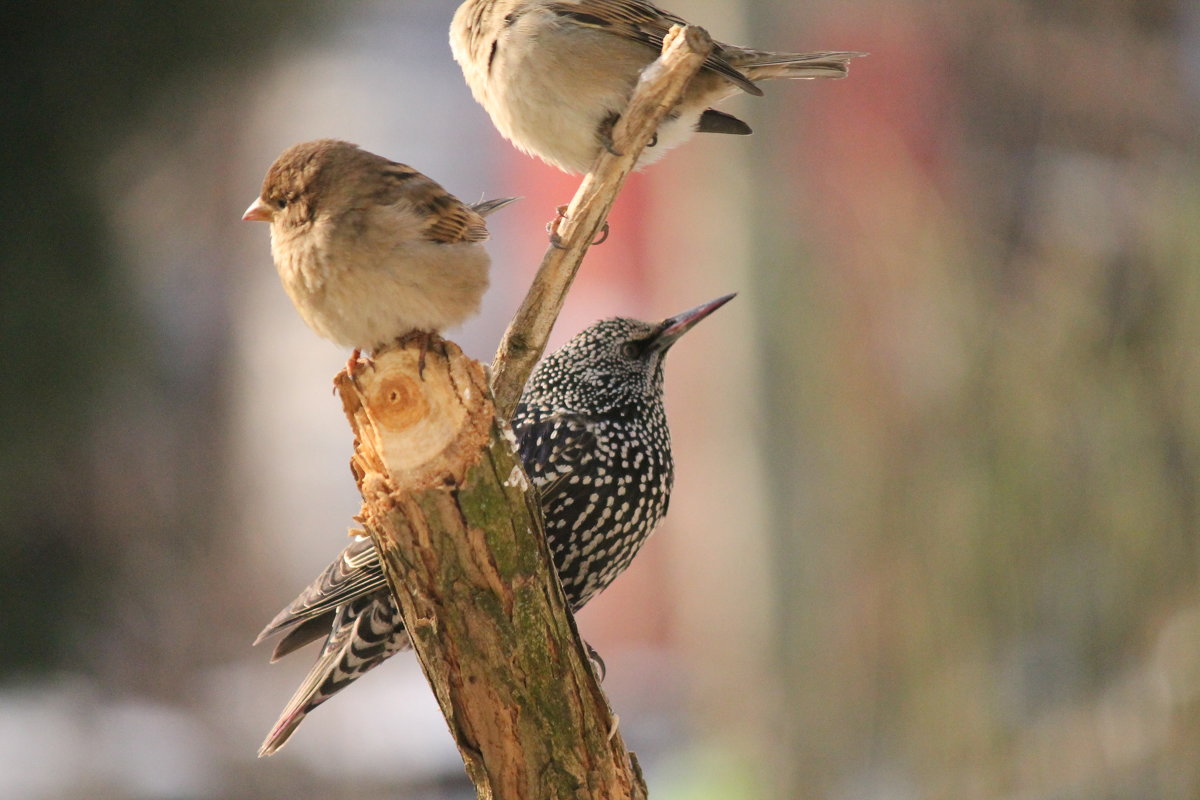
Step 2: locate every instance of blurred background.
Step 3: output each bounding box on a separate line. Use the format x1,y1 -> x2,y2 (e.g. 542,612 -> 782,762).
3,0 -> 1199,797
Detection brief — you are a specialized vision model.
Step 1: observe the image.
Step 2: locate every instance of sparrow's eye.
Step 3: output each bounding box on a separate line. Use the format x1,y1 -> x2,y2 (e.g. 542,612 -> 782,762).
620,342 -> 639,358
276,198 -> 288,209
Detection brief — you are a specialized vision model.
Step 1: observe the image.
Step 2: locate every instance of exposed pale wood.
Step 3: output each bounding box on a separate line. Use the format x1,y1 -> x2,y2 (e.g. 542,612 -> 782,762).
490,24 -> 715,419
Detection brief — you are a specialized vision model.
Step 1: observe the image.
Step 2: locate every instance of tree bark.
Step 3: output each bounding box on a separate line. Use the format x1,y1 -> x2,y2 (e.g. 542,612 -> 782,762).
335,25 -> 715,800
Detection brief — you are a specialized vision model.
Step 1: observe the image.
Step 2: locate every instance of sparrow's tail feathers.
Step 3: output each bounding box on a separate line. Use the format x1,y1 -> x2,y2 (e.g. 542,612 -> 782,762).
471,196 -> 521,217
735,50 -> 866,81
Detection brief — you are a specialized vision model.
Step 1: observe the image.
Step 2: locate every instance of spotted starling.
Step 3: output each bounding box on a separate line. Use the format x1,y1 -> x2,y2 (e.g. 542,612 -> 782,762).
254,293 -> 734,756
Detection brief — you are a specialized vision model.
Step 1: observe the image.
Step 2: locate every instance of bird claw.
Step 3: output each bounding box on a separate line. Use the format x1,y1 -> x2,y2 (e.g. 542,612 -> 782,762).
412,332 -> 434,379
592,222 -> 611,246
341,348 -> 373,376
546,204 -> 611,247
585,640 -> 607,682
547,204 -> 570,248
598,112 -> 624,157
607,714 -> 620,742
389,332 -> 435,379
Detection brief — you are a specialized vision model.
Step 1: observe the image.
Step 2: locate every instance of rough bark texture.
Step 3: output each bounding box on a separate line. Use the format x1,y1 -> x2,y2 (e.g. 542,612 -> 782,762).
490,24 -> 715,419
335,339 -> 646,800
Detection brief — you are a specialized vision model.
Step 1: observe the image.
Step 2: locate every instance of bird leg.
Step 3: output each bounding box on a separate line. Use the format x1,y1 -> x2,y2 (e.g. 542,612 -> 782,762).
414,331 -> 433,379
581,641 -> 617,739
597,111 -> 624,157
597,111 -> 656,150
547,204 -> 610,248
387,331 -> 436,379
341,348 -> 373,377
336,349 -> 376,392
546,204 -> 570,248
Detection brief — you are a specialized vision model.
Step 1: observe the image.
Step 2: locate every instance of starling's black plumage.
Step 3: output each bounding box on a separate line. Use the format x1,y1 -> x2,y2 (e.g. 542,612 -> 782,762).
254,294 -> 733,756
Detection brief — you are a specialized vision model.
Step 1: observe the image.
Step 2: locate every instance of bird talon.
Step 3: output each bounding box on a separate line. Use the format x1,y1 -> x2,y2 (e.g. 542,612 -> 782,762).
547,204 -> 609,246
598,112 -> 624,157
585,640 -> 607,681
415,332 -> 433,379
339,350 -> 374,387
592,222 -> 611,246
546,204 -> 571,246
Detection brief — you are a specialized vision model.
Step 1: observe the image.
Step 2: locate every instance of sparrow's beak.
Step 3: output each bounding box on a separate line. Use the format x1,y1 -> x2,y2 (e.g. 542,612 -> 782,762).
650,293 -> 736,352
242,197 -> 274,223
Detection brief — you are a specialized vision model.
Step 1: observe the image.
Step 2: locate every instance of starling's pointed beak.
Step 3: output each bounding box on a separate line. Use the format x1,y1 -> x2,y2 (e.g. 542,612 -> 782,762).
242,197 -> 274,222
651,293 -> 736,351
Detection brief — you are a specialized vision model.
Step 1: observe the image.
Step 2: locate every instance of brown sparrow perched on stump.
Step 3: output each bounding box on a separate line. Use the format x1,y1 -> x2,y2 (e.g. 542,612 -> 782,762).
243,139 -> 516,352
451,0 -> 864,174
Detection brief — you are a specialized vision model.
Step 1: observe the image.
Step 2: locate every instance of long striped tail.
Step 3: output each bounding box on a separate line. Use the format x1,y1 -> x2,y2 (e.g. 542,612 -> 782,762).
258,590 -> 409,756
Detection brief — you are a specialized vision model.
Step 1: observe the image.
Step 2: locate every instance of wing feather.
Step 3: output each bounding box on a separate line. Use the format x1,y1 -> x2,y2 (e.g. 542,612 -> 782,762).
546,0 -> 764,96
254,537 -> 387,646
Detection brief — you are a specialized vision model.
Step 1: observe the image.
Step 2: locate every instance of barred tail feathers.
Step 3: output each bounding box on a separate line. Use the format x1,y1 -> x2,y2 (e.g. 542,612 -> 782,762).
258,596 -> 410,756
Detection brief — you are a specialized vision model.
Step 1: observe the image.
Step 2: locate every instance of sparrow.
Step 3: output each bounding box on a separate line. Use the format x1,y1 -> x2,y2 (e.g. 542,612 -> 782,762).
450,0 -> 864,174
243,139 -> 516,352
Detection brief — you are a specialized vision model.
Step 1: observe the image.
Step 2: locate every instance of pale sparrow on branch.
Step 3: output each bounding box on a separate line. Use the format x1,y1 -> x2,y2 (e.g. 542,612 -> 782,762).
450,0 -> 864,174
243,139 -> 516,353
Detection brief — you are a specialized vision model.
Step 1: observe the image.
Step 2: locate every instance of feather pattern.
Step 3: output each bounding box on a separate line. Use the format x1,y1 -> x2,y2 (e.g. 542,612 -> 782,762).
544,0 -> 763,96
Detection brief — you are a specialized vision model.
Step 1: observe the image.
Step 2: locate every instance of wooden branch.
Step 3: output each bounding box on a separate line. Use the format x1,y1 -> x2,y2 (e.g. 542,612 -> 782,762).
489,24 -> 715,419
335,337 -> 646,800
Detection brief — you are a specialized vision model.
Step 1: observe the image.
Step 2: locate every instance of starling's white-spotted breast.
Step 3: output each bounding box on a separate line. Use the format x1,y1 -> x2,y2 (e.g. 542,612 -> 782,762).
253,294 -> 733,756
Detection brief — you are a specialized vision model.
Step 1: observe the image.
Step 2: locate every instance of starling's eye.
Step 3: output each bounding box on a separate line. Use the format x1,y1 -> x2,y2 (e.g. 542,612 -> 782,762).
620,342 -> 639,358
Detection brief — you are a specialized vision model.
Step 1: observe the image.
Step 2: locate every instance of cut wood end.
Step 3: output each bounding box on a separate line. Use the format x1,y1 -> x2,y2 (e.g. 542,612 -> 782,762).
659,24 -> 712,60
680,24 -> 713,53
346,337 -> 494,489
